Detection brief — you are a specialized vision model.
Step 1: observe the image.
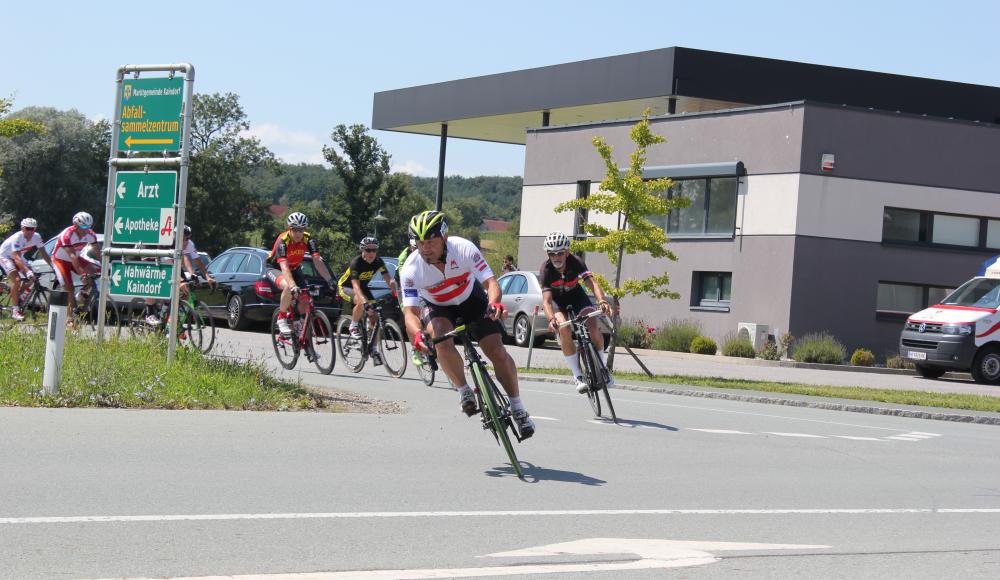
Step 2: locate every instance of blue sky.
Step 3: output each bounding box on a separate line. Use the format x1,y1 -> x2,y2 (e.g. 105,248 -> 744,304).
3,0 -> 996,177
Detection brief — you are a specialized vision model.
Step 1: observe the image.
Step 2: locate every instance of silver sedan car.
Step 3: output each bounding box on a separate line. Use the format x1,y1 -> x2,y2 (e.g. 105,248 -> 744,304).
497,270 -> 553,347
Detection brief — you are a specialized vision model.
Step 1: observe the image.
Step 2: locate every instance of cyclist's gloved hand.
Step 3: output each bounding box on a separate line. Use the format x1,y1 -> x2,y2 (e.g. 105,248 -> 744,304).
413,331 -> 431,354
487,302 -> 507,321
598,299 -> 612,316
548,318 -> 559,333
25,270 -> 35,279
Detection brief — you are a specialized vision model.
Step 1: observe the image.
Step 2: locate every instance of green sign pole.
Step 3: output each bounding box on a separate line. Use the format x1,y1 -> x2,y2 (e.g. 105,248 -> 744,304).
118,77 -> 184,152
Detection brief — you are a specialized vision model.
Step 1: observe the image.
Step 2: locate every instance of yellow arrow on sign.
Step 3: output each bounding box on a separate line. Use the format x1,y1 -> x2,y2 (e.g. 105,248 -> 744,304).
124,136 -> 174,148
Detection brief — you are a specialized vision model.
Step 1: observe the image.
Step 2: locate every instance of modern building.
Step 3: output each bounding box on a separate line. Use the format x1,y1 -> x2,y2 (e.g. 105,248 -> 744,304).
373,47 -> 1000,357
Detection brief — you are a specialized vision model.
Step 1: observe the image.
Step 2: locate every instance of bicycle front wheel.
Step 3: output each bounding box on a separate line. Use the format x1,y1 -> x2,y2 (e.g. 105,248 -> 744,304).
270,309 -> 299,369
309,310 -> 336,374
416,352 -> 435,386
579,348 -> 602,418
335,316 -> 366,373
472,363 -> 523,479
126,298 -> 154,339
86,295 -> 121,339
195,300 -> 215,354
175,301 -> 203,351
379,319 -> 407,378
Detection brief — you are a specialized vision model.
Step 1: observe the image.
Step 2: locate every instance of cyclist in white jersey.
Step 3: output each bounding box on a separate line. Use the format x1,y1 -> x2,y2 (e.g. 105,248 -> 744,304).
400,210 -> 535,438
0,217 -> 52,321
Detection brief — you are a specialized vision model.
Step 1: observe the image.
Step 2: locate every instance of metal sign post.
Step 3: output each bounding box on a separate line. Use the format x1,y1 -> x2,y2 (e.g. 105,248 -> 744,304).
97,63 -> 194,364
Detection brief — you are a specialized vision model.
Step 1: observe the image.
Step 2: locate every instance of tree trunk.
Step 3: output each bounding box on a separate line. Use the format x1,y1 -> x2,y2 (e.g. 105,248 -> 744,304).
606,214 -> 627,372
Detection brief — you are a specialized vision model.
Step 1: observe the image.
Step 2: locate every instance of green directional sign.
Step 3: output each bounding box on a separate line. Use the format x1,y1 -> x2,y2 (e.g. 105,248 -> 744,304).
112,207 -> 177,245
119,77 -> 184,152
115,171 -> 177,209
110,262 -> 173,299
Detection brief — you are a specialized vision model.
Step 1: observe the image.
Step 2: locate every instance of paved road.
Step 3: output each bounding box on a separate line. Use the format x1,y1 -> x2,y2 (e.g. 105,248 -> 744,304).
2,330 -> 999,578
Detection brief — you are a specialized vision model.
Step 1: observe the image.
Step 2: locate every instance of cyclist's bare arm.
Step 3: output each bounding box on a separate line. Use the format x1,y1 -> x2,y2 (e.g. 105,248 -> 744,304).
195,258 -> 214,283
403,306 -> 426,349
63,246 -> 85,275
11,249 -> 30,272
382,271 -> 397,294
350,279 -> 365,301
36,246 -> 53,268
279,261 -> 297,290
541,289 -> 558,329
583,276 -> 612,314
312,255 -> 334,284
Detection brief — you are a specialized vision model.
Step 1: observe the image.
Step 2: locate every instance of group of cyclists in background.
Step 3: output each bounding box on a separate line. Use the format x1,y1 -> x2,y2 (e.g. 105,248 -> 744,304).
2,208 -> 620,441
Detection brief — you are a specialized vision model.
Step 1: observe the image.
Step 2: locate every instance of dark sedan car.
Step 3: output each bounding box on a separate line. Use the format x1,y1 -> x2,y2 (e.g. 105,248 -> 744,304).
202,247 -> 342,330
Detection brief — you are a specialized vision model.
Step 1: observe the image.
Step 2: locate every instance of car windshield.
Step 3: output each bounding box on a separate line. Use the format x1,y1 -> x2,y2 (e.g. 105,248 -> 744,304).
942,278 -> 1000,309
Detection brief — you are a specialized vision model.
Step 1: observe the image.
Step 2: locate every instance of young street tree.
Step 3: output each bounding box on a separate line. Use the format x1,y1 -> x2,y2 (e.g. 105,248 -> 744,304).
554,111 -> 688,369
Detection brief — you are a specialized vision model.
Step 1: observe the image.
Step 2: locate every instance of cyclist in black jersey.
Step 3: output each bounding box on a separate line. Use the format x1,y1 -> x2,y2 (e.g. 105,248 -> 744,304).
539,231 -> 614,394
339,236 -> 397,338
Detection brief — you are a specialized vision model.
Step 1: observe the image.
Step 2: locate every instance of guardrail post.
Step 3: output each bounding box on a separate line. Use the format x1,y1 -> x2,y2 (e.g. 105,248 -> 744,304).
43,291 -> 69,395
526,306 -> 539,370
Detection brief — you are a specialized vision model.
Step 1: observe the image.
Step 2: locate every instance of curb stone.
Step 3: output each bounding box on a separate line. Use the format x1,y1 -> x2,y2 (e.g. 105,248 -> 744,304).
521,375 -> 1000,426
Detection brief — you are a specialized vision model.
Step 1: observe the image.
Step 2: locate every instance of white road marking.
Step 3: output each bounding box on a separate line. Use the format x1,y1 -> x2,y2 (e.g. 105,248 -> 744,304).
5,508 -> 1000,525
92,538 -> 831,579
835,436 -> 885,441
764,432 -> 827,438
689,429 -> 752,434
531,416 -> 559,421
523,388 -> 931,433
887,436 -> 924,441
909,431 -> 942,436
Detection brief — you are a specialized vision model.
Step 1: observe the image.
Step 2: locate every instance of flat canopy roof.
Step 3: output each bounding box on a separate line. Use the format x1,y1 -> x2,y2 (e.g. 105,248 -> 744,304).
372,47 -> 1000,145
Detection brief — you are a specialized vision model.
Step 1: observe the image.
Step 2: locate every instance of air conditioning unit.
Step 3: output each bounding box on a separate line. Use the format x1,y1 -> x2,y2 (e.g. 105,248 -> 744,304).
737,323 -> 769,350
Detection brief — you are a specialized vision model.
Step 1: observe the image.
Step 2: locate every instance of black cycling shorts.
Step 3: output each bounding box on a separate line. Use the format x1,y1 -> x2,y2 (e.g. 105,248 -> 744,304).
427,282 -> 502,342
266,267 -> 307,290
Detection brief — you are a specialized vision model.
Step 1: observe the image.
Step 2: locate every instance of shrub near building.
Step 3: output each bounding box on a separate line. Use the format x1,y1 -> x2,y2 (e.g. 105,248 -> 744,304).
721,333 -> 756,358
791,332 -> 846,365
689,336 -> 718,355
651,318 -> 702,352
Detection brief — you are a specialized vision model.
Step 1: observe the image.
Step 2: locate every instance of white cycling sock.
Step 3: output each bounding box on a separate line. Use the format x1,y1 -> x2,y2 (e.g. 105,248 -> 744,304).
349,321 -> 359,329
565,355 -> 584,378
508,396 -> 525,412
458,385 -> 472,397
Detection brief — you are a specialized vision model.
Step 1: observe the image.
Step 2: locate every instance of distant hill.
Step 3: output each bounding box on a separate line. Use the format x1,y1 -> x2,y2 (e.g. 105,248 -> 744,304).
247,163 -> 523,221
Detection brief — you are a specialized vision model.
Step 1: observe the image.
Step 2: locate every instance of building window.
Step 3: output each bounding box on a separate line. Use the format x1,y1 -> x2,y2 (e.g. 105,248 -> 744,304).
883,207 -> 998,250
693,272 -> 732,310
652,177 -> 738,237
876,282 -> 954,320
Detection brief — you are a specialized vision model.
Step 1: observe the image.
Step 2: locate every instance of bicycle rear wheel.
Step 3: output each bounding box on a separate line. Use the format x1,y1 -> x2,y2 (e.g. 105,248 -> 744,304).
579,348 -> 602,418
309,310 -> 336,374
22,285 -> 50,326
335,315 -> 366,373
126,298 -> 155,338
600,364 -> 617,423
85,295 -> 121,339
270,309 -> 299,369
472,363 -> 523,479
379,319 -> 407,378
195,300 -> 215,354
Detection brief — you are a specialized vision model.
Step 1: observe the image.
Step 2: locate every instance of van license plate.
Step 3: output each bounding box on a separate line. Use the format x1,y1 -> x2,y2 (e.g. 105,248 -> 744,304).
907,351 -> 927,361
310,288 -> 321,297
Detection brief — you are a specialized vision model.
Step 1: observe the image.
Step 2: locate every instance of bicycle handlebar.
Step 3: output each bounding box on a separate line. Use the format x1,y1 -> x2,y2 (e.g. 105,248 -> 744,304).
557,308 -> 605,328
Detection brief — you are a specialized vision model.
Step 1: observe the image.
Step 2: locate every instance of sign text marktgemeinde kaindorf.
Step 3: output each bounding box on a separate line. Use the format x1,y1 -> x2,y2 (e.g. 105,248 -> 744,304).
119,77 -> 184,152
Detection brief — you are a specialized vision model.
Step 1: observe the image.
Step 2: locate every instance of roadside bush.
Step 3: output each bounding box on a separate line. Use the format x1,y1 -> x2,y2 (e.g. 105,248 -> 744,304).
791,332 -> 846,365
721,333 -> 756,358
850,348 -> 876,367
615,319 -> 651,349
885,354 -> 915,370
689,336 -> 717,355
650,318 -> 702,352
779,332 -> 795,358
757,340 -> 781,361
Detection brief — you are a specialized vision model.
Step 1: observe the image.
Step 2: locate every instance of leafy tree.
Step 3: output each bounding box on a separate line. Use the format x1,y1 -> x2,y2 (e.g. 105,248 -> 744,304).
0,96 -> 44,139
0,107 -> 110,236
322,124 -> 392,246
554,111 -> 688,369
185,92 -> 277,254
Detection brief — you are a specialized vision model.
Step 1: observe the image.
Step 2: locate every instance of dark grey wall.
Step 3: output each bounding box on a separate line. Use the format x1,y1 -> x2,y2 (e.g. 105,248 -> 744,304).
801,104 -> 1000,194
788,237 -> 992,359
523,105 -> 806,185
519,235 -> 796,343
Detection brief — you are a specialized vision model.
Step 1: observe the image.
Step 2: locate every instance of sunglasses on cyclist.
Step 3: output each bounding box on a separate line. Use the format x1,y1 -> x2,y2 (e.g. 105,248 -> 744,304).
363,247 -> 378,253
547,250 -> 567,257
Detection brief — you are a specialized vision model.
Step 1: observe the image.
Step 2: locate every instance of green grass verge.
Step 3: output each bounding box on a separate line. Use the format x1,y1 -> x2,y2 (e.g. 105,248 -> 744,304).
0,329 -> 337,411
520,366 -> 1000,413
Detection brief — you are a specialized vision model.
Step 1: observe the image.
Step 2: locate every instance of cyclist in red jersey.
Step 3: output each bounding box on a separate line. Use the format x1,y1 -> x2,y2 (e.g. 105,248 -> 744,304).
266,212 -> 335,336
52,212 -> 98,320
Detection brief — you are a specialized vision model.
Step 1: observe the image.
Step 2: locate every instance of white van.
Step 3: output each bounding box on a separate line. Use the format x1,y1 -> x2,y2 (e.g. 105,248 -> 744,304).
900,264 -> 1000,384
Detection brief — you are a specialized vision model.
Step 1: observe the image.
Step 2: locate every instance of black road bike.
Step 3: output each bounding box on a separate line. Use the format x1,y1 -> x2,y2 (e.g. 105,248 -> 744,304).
71,274 -> 120,336
0,272 -> 49,327
336,296 -> 407,378
270,284 -> 336,374
426,321 -> 526,479
561,307 -> 617,423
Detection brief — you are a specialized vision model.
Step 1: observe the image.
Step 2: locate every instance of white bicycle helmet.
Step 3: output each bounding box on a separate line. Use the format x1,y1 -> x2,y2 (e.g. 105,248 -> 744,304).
20,217 -> 37,229
72,211 -> 94,229
543,231 -> 570,253
359,236 -> 379,250
287,212 -> 309,229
